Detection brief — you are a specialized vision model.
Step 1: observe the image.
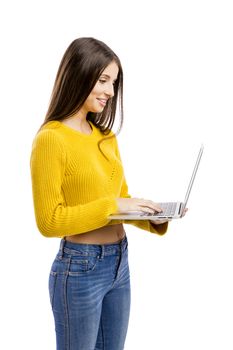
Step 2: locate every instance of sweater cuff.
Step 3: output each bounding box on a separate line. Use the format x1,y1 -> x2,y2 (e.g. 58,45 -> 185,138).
149,221 -> 169,235
106,196 -> 118,216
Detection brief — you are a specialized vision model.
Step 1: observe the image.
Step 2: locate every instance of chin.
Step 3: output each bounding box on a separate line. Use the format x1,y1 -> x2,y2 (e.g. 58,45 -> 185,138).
93,106 -> 105,113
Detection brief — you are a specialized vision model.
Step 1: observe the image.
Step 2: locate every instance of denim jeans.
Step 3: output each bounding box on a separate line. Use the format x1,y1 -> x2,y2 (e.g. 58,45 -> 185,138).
49,235 -> 131,350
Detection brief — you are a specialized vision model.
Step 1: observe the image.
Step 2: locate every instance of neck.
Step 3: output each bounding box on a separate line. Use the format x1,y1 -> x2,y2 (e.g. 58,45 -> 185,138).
62,115 -> 92,134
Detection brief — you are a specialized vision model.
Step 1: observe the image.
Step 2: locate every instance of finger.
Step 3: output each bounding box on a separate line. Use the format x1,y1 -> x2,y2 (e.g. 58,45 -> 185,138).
138,199 -> 162,213
138,206 -> 155,214
181,208 -> 188,217
147,201 -> 162,212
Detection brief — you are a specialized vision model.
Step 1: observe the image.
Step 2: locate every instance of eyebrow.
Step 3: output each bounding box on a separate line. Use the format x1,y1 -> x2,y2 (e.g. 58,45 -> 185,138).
100,74 -> 118,81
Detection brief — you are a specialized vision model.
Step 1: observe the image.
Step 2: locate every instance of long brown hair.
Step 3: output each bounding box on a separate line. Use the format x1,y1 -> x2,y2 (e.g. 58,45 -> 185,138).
42,37 -> 124,158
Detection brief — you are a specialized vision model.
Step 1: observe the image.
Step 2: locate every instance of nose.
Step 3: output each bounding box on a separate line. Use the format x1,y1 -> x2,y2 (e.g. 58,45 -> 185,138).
105,82 -> 115,98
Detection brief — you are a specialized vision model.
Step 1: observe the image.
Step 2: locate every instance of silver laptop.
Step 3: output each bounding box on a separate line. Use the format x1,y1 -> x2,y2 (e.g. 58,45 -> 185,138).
108,145 -> 204,221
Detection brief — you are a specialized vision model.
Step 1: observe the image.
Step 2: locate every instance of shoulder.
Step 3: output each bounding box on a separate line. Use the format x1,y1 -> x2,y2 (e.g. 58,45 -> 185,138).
33,122 -> 65,144
31,122 -> 66,155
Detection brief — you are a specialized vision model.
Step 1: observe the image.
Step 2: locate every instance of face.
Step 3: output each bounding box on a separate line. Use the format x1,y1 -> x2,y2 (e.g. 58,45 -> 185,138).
82,61 -> 119,114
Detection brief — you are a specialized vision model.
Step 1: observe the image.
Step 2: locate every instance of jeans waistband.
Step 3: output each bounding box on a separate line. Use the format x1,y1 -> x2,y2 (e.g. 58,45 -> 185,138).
58,235 -> 128,259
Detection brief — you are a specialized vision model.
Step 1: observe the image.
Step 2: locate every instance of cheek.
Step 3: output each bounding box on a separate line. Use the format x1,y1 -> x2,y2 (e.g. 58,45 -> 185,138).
91,82 -> 103,96
83,93 -> 102,112
83,84 -> 103,110
85,94 -> 96,107
87,88 -> 98,101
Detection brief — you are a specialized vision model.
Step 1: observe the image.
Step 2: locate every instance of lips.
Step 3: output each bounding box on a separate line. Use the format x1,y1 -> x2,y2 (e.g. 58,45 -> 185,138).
97,98 -> 108,107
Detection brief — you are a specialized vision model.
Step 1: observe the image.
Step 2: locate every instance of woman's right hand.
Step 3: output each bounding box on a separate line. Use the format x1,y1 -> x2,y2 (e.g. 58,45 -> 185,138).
116,197 -> 162,215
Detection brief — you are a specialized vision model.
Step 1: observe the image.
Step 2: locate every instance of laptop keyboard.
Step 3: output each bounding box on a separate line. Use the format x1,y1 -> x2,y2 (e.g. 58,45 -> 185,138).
142,202 -> 178,217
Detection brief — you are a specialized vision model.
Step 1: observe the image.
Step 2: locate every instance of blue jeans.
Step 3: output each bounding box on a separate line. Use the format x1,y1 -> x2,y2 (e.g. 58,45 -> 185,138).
49,235 -> 131,350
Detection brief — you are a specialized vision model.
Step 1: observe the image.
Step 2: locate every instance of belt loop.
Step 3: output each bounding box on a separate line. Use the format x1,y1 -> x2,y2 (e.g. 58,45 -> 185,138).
100,245 -> 105,260
59,238 -> 65,258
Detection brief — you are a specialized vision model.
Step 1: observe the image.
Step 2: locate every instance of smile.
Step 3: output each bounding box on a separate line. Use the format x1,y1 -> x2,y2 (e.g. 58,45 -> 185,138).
97,98 -> 108,106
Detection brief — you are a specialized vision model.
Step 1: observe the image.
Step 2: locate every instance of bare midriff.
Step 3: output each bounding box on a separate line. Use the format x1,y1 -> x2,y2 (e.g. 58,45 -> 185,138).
65,223 -> 125,245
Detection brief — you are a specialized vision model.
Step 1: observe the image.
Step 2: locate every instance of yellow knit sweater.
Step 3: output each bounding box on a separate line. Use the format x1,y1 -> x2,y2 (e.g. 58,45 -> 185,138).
30,121 -> 168,237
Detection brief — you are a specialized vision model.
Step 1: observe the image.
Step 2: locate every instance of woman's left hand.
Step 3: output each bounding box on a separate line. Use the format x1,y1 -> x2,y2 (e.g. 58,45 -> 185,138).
150,208 -> 188,225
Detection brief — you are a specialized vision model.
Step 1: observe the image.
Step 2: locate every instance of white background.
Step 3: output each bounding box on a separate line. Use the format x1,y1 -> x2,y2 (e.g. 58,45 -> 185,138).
1,0 -> 233,349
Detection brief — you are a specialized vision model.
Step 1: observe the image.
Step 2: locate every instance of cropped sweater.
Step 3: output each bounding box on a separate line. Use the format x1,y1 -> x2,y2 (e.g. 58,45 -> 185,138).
30,121 -> 168,238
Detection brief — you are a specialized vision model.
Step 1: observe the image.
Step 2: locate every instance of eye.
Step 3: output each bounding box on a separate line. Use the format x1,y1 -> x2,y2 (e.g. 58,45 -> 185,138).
99,79 -> 107,84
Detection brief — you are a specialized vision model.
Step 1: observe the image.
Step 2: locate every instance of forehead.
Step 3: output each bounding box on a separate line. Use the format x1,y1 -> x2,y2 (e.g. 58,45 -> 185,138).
101,61 -> 119,79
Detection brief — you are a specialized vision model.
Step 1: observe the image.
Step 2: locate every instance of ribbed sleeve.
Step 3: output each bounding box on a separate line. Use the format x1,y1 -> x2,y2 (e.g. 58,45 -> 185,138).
30,129 -> 118,237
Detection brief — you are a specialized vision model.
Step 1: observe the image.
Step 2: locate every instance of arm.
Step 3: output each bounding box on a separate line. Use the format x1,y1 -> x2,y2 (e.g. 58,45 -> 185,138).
30,130 -> 118,237
119,175 -> 168,236
113,137 -> 168,236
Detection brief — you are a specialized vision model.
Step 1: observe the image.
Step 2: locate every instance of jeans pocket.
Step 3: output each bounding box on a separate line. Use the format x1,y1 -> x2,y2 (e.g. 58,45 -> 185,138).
49,271 -> 57,309
68,255 -> 100,275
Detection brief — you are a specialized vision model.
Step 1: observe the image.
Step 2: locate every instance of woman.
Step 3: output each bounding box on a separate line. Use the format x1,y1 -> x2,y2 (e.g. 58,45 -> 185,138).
30,37 -> 169,350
